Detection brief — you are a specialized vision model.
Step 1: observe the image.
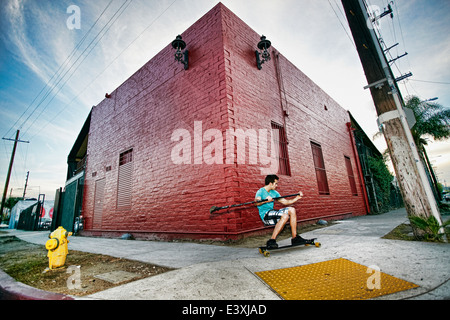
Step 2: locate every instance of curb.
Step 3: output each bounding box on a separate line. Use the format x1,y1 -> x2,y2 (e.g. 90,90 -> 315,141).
0,269 -> 75,300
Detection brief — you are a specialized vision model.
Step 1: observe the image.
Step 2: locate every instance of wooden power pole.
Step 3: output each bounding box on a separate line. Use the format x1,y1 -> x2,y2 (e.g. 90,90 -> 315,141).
1,130 -> 30,219
22,171 -> 30,199
341,0 -> 443,237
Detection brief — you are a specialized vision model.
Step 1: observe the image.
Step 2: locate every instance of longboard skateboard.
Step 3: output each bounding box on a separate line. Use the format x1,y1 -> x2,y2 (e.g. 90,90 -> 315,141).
258,238 -> 321,257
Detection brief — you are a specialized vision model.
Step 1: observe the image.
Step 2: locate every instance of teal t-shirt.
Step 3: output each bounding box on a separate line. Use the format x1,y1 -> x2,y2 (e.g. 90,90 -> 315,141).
255,188 -> 281,220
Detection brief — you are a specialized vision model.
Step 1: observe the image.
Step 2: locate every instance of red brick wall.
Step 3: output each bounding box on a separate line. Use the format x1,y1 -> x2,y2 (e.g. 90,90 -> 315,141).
81,3 -> 367,240
217,4 -> 367,234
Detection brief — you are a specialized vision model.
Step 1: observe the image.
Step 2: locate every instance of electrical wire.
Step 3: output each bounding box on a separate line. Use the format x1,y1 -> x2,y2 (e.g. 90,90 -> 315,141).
2,0 -> 179,196
409,79 -> 450,85
2,0 -> 115,140
4,0 -> 133,141
21,0 -> 134,138
29,0 -> 179,141
328,0 -> 356,48
401,277 -> 450,300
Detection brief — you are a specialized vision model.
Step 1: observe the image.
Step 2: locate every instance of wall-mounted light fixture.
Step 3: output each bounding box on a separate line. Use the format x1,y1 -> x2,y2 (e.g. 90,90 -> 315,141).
172,35 -> 189,70
255,35 -> 272,70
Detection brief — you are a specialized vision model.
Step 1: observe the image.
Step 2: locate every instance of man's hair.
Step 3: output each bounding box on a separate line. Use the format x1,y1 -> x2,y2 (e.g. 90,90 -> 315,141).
265,175 -> 279,186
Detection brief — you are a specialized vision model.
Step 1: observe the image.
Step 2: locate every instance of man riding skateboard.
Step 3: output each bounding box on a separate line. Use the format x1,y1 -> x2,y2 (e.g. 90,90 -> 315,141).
255,175 -> 307,249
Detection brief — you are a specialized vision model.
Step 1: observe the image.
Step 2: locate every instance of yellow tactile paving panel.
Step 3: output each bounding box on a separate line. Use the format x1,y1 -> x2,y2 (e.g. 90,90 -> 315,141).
255,258 -> 418,300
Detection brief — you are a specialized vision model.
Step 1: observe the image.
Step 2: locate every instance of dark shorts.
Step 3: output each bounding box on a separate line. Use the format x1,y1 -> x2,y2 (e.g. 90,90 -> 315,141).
263,207 -> 290,226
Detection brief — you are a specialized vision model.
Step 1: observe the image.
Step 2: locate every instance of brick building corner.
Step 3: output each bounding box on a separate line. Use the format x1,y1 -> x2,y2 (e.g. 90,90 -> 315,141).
64,3 -> 370,241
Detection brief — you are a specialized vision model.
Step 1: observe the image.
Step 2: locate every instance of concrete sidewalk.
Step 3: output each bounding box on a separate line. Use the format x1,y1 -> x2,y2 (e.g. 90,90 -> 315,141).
4,208 -> 450,300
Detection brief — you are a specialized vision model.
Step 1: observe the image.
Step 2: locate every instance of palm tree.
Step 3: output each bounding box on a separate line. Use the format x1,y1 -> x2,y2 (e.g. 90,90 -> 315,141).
405,96 -> 450,201
405,96 -> 450,143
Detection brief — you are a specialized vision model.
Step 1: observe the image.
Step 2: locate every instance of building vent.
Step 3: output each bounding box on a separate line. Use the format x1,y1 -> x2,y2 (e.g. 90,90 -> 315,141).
117,149 -> 133,209
93,178 -> 105,228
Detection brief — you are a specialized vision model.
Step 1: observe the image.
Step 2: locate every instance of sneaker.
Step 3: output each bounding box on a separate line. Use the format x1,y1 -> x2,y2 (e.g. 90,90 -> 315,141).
291,235 -> 308,246
266,239 -> 278,249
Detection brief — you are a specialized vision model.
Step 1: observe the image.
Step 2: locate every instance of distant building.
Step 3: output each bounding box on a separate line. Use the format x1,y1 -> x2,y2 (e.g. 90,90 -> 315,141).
63,3 -> 374,240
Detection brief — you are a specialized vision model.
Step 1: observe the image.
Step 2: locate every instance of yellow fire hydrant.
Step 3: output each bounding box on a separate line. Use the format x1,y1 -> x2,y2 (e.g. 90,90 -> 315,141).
45,227 -> 72,269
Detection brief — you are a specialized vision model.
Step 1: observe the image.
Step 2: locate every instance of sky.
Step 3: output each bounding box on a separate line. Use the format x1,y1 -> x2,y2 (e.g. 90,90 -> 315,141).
0,0 -> 449,201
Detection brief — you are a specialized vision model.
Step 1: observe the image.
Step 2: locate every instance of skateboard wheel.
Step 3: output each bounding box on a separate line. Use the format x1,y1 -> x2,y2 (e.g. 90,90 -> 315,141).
305,244 -> 310,247
315,242 -> 321,248
264,251 -> 270,257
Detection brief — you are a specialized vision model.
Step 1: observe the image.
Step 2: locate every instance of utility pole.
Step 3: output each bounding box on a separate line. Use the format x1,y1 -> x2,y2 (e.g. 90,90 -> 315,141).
22,171 -> 30,200
341,0 -> 443,237
0,130 -> 30,219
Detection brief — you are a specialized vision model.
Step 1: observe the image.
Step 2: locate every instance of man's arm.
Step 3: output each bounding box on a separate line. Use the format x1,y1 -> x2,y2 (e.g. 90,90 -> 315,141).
277,192 -> 303,206
255,196 -> 273,206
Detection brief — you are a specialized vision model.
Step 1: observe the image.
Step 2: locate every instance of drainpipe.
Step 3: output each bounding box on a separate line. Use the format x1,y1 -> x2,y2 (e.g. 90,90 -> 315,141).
347,122 -> 370,214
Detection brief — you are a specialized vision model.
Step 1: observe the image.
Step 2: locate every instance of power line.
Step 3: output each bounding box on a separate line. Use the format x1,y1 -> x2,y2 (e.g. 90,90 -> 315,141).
392,0 -> 408,56
328,0 -> 356,48
22,0 -> 134,139
2,0 -> 115,140
409,79 -> 450,85
4,0 -> 133,141
29,0 -> 180,141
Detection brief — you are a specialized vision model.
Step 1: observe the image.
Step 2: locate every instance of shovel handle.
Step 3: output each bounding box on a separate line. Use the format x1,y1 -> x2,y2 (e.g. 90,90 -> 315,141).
210,193 -> 300,214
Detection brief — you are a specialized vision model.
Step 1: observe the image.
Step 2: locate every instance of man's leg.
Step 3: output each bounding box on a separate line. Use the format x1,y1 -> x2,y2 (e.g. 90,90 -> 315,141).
288,207 -> 298,238
270,207 -> 298,240
270,214 -> 289,240
288,207 -> 308,245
